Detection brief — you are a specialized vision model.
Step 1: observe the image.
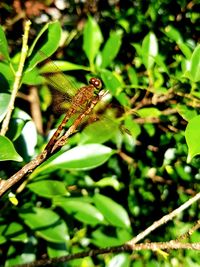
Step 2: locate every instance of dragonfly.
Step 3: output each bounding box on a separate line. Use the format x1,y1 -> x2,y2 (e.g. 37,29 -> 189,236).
38,54 -> 108,152
39,54 -> 131,153
44,75 -> 103,153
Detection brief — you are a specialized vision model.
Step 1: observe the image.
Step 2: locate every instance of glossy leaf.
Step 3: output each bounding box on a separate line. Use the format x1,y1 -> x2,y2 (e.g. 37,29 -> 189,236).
95,176 -> 121,190
19,207 -> 69,243
0,93 -> 10,122
36,144 -> 115,173
142,32 -> 158,69
124,116 -> 141,138
47,243 -> 68,258
0,136 -> 22,162
178,43 -> 192,60
189,45 -> 200,82
26,21 -> 62,71
0,25 -> 10,61
107,253 -> 130,267
91,227 -> 132,247
101,30 -> 123,68
53,197 -> 105,225
101,69 -> 123,95
4,222 -> 28,242
0,62 -> 15,89
83,16 -> 103,68
164,25 -> 182,43
185,115 -> 200,162
27,180 -> 68,198
137,107 -> 161,118
93,194 -> 131,228
22,67 -> 44,85
177,105 -> 197,121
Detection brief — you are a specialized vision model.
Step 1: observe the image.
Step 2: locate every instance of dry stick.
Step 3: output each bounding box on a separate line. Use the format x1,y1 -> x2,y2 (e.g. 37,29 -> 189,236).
14,242 -> 200,267
0,95 -> 100,196
0,20 -> 31,135
126,192 -> 200,246
176,219 -> 200,242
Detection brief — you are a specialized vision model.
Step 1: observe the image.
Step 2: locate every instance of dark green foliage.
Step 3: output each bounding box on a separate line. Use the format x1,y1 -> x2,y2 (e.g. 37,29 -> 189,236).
0,1 -> 200,266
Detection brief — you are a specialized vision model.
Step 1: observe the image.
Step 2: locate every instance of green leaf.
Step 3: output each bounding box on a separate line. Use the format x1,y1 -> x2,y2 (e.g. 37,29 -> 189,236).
40,60 -> 89,72
0,25 -> 10,61
107,253 -> 130,267
189,45 -> 200,82
53,197 -> 105,225
127,66 -> 138,85
80,119 -> 119,144
0,62 -> 15,89
4,222 -> 28,242
137,107 -> 161,118
26,21 -> 62,71
36,144 -> 114,173
185,115 -> 200,162
93,194 -> 131,228
47,243 -> 68,259
178,43 -> 192,60
0,136 -> 23,162
27,180 -> 67,198
124,116 -> 141,138
164,25 -> 183,43
95,176 -> 121,190
19,207 -> 69,243
142,32 -> 158,69
91,228 -> 131,247
101,69 -> 123,95
83,16 -> 103,68
22,67 -> 44,85
177,104 -> 197,121
0,93 -> 10,122
101,30 -> 123,68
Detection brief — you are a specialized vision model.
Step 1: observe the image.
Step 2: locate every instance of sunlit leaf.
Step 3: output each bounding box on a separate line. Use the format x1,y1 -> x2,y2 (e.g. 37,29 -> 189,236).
27,180 -> 68,198
101,30 -> 123,68
185,115 -> 200,162
189,45 -> 200,82
36,144 -> 115,173
0,25 -> 10,61
164,25 -> 182,43
19,207 -> 69,243
137,107 -> 161,118
53,197 -> 105,225
93,194 -> 131,228
4,222 -> 27,242
107,253 -> 130,267
83,16 -> 103,68
142,32 -> 158,69
26,21 -> 62,71
0,93 -> 10,122
0,136 -> 22,162
101,69 -> 123,95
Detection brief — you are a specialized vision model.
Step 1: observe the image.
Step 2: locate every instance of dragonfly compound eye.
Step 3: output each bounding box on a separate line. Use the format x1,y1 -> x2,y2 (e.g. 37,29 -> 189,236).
89,78 -> 102,90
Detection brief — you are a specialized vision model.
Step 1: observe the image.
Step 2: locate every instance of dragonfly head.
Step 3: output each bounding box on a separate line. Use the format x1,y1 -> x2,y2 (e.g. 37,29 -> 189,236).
89,77 -> 102,90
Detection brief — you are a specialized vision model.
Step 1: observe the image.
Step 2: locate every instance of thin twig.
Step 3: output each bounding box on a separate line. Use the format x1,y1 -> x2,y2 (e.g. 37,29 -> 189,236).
14,241 -> 200,267
0,20 -> 31,135
126,192 -> 200,246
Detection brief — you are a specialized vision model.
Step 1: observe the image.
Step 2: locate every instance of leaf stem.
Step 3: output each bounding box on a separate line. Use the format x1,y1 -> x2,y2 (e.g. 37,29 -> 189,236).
0,20 -> 31,135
